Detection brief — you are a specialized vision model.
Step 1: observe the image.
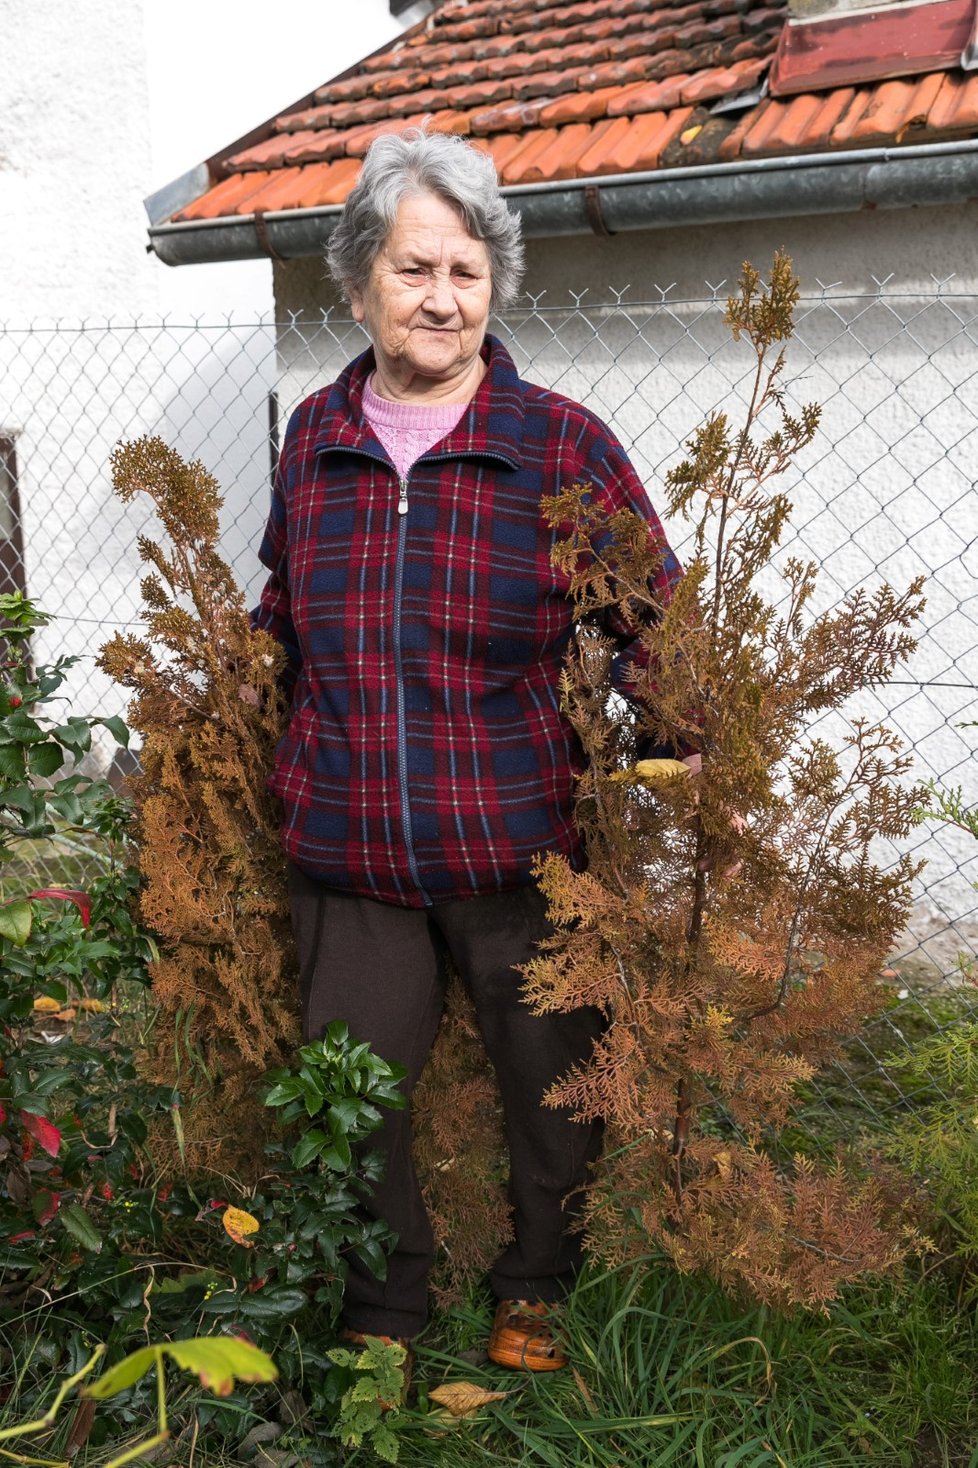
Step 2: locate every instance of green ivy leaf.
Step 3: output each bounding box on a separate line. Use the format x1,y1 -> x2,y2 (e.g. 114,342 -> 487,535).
50,717 -> 92,756
0,710 -> 45,744
291,1130 -> 327,1170
27,741 -> 66,778
85,1343 -> 159,1398
164,1336 -> 278,1395
60,1202 -> 103,1253
0,900 -> 32,946
0,743 -> 26,780
96,714 -> 130,748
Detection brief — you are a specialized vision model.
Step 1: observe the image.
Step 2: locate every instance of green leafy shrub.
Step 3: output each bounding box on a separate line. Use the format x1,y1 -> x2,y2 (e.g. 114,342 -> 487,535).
883,726 -> 978,1271
1,597 -> 409,1455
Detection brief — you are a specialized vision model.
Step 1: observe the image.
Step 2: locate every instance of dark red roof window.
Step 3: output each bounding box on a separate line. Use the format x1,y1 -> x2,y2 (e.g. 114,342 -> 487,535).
770,0 -> 978,96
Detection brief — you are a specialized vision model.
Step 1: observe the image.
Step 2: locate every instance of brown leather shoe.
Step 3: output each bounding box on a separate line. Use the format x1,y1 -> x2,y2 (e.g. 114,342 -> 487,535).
486,1299 -> 568,1372
337,1328 -> 413,1407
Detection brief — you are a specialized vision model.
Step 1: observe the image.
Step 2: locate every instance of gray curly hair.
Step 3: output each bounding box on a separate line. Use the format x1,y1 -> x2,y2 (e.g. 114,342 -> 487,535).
326,128 -> 524,311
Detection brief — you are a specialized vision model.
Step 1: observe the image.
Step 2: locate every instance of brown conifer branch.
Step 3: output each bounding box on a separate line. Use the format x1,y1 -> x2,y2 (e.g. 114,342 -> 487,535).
530,253 -> 924,1305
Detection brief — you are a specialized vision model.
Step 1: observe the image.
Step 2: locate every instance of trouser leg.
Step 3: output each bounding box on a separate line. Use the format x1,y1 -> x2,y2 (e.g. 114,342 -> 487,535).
436,884 -> 604,1304
287,863 -> 446,1338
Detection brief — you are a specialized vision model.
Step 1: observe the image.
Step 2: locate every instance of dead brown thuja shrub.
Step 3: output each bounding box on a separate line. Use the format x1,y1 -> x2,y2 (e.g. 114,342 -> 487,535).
411,973 -> 512,1304
98,439 -> 299,1170
523,252 -> 929,1307
96,438 -> 506,1253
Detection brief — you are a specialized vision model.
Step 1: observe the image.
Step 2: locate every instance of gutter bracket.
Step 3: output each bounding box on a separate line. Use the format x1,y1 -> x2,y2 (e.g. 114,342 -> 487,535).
584,183 -> 616,237
253,210 -> 285,262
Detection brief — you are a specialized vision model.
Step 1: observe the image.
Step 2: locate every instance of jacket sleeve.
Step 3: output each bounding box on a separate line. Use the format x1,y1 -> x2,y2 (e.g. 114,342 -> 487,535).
250,413 -> 303,702
587,433 -> 698,759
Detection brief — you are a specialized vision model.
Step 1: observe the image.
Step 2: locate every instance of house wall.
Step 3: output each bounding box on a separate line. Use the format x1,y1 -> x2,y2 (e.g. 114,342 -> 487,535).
0,0 -> 162,743
0,4 -> 281,752
270,202 -> 978,968
1,0 -> 158,321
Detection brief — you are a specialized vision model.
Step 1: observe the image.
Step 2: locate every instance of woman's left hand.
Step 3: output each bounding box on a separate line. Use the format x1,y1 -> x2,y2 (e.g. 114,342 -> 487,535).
681,753 -> 744,878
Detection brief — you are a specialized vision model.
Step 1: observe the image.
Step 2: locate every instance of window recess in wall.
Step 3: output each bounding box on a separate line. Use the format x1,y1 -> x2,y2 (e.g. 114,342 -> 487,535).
0,437 -> 26,599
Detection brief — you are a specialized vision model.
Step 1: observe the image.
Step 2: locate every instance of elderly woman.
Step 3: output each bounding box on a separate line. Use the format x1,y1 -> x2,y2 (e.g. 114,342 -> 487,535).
253,128 -> 684,1374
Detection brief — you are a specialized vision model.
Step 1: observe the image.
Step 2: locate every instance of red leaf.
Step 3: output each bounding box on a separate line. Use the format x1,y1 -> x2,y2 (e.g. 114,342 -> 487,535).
20,1111 -> 62,1157
7,1230 -> 35,1244
34,1189 -> 61,1224
28,888 -> 92,926
0,1102 -> 5,1125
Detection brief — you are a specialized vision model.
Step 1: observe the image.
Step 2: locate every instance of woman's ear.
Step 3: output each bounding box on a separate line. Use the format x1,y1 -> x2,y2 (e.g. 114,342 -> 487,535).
348,287 -> 365,324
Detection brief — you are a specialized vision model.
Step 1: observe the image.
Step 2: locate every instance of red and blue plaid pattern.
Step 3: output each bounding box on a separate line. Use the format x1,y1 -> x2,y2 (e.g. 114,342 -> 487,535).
254,335 -> 683,907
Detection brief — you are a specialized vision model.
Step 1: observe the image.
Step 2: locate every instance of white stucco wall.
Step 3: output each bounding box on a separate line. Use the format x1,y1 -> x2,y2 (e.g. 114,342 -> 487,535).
0,0 -> 165,741
270,202 -> 978,971
0,1 -> 158,321
0,4 -> 282,745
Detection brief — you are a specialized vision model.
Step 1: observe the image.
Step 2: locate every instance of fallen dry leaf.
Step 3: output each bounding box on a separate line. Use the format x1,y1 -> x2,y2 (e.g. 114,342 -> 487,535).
32,996 -> 62,1013
428,1382 -> 507,1419
223,1205 -> 261,1247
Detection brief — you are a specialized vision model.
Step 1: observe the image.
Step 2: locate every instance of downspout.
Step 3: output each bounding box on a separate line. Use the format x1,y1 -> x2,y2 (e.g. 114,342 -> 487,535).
147,139 -> 978,267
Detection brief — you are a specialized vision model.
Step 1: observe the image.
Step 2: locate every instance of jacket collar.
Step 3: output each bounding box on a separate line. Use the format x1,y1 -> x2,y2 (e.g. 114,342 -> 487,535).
313,333 -> 525,471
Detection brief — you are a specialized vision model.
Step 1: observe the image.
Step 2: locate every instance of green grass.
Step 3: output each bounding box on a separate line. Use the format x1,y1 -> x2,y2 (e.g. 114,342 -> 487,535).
381,1259 -> 978,1468
3,1257 -> 977,1466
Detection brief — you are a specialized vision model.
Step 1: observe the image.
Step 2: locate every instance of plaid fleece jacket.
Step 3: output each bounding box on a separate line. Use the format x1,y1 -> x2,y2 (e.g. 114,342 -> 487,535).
254,335 -> 683,908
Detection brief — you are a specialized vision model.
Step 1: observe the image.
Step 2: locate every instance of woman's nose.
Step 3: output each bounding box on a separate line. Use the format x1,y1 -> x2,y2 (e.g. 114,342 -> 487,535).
424,273 -> 456,316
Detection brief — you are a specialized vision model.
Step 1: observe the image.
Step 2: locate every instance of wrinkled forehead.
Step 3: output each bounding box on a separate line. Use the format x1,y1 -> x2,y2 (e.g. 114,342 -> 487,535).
381,190 -> 489,268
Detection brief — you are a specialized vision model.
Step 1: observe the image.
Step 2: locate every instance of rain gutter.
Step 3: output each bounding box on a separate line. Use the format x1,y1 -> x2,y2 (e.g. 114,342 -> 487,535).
146,138 -> 978,267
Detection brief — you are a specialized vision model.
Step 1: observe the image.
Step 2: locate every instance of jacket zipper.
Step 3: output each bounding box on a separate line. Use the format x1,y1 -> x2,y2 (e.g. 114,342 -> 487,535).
392,473 -> 430,904
389,452 -> 515,905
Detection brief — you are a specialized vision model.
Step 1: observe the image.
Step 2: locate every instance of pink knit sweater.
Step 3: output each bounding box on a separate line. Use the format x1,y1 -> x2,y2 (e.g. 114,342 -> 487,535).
362,376 -> 469,481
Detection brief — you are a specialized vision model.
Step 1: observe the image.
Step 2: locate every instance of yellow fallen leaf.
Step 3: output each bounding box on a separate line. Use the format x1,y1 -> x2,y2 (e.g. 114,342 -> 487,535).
633,758 -> 691,783
428,1382 -> 507,1419
78,997 -> 107,1012
32,996 -> 62,1013
54,1008 -> 78,1022
223,1206 -> 260,1247
609,758 -> 691,786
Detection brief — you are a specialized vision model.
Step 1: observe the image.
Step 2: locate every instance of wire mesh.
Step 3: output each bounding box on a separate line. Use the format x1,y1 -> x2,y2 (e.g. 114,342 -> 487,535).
1,283 -> 975,1121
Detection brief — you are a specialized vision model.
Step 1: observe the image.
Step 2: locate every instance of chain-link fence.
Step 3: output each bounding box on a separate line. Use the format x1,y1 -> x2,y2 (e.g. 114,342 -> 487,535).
1,283 -> 976,1117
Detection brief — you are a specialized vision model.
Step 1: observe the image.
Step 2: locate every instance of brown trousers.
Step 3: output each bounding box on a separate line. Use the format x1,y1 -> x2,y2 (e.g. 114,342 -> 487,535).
287,863 -> 604,1338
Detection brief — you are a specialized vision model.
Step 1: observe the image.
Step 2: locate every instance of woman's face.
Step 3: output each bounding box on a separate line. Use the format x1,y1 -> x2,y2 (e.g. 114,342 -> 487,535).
349,191 -> 493,401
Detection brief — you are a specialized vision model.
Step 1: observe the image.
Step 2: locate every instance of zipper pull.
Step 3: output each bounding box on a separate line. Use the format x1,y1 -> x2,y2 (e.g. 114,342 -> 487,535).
397,480 -> 409,516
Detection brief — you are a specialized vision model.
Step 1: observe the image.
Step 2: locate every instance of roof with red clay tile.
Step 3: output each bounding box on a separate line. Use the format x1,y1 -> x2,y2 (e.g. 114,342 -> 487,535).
158,0 -> 978,232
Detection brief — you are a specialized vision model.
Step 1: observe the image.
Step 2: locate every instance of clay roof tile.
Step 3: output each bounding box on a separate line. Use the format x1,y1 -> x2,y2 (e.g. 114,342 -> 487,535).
293,157 -> 362,207
499,127 -> 563,182
834,73 -> 947,147
163,0 -> 978,231
275,104 -> 335,134
928,72 -> 978,133
505,121 -> 592,182
173,170 -> 275,222
280,131 -> 351,166
226,131 -> 321,171
741,88 -> 856,156
680,56 -> 769,106
470,99 -> 547,135
607,74 -> 691,116
539,83 -> 644,125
